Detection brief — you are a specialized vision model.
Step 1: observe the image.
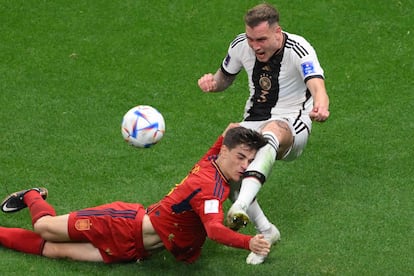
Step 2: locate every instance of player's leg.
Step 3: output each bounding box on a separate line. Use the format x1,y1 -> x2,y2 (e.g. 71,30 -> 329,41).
245,200 -> 280,265
0,227 -> 103,261
227,120 -> 293,226
34,214 -> 71,241
1,187 -> 48,214
247,200 -> 275,234
0,227 -> 46,255
42,241 -> 103,262
238,118 -> 310,264
1,187 -> 71,241
23,189 -> 71,241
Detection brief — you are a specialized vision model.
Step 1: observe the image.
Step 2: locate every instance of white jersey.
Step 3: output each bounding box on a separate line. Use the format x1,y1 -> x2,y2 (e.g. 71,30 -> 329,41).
221,31 -> 324,123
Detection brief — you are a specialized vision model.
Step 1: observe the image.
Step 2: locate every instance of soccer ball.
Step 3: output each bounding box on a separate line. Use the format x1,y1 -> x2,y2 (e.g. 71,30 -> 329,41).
121,105 -> 165,148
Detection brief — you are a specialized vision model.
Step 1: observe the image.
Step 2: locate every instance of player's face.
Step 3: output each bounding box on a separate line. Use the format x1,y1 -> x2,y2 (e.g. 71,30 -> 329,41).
219,144 -> 257,182
245,21 -> 282,62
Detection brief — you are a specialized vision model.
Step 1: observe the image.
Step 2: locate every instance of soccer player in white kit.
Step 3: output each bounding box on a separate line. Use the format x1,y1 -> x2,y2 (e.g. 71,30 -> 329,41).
198,3 -> 330,264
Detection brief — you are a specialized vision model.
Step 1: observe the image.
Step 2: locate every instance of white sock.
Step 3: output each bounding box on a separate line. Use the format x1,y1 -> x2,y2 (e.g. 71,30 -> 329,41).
235,135 -> 278,208
237,177 -> 261,209
247,200 -> 271,233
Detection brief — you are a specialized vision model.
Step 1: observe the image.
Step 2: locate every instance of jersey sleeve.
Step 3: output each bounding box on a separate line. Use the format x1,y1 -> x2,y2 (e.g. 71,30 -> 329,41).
220,33 -> 246,76
204,218 -> 251,250
195,197 -> 251,250
292,36 -> 325,82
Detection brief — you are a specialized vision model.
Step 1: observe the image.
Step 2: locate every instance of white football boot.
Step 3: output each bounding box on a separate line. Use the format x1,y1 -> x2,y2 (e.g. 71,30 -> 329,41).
246,224 -> 280,265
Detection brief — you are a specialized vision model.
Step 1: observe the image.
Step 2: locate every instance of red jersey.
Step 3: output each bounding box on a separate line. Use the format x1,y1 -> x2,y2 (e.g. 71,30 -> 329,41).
147,136 -> 252,263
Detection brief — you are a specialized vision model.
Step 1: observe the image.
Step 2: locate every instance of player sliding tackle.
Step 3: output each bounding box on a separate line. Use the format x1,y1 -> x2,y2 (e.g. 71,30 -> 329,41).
198,3 -> 330,264
0,124 -> 270,264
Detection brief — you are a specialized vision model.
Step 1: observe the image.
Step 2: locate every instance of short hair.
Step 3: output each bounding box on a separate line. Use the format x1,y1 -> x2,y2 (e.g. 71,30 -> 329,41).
223,127 -> 267,151
244,3 -> 280,28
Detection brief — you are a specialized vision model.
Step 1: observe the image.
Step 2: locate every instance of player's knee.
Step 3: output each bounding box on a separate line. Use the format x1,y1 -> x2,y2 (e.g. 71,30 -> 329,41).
33,216 -> 53,238
263,120 -> 288,135
263,120 -> 293,143
263,122 -> 293,158
42,242 -> 63,258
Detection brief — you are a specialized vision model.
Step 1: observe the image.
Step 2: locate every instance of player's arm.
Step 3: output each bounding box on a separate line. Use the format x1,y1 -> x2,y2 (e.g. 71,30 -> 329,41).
203,219 -> 270,256
196,196 -> 269,255
198,68 -> 236,92
306,77 -> 330,122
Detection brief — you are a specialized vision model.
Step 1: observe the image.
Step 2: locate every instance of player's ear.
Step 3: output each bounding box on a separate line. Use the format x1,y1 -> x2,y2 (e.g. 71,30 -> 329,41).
220,145 -> 230,157
273,24 -> 281,34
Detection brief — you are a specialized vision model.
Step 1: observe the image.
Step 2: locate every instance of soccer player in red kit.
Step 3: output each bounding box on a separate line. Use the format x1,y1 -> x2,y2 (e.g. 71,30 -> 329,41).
0,124 -> 270,264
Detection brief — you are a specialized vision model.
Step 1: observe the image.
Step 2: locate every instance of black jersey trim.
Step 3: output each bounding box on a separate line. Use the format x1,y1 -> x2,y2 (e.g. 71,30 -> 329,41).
304,75 -> 324,83
293,116 -> 310,135
285,38 -> 309,58
295,123 -> 309,135
230,34 -> 246,48
293,111 -> 310,134
220,64 -> 239,76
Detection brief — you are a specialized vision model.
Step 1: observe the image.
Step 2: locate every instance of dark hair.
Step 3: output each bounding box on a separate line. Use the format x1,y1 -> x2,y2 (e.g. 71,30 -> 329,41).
223,127 -> 267,151
244,3 -> 280,28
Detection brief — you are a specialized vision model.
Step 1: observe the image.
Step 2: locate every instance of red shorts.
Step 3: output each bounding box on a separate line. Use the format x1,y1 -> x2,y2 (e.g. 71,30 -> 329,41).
68,201 -> 149,263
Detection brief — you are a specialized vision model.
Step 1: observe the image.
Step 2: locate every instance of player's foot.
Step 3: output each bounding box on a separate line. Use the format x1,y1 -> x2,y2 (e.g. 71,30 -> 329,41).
1,188 -> 48,213
246,224 -> 280,265
227,202 -> 249,231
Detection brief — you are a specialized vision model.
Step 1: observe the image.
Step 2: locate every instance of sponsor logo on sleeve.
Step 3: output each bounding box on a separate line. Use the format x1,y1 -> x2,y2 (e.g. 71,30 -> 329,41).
204,199 -> 219,214
301,61 -> 315,76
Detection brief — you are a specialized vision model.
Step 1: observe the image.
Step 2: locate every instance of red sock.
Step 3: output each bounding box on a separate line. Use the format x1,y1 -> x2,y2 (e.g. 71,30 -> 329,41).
0,227 -> 45,255
23,190 -> 56,226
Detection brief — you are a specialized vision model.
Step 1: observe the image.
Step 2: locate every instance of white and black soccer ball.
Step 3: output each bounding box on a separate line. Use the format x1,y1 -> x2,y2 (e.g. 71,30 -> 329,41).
121,105 -> 165,148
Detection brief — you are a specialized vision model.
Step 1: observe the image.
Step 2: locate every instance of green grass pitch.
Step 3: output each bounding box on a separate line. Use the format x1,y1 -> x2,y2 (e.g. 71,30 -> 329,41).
0,1 -> 413,275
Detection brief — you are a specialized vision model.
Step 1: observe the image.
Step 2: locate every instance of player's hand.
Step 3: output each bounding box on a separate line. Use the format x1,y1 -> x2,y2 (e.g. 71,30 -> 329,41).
249,234 -> 271,256
309,105 -> 330,122
198,73 -> 217,92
